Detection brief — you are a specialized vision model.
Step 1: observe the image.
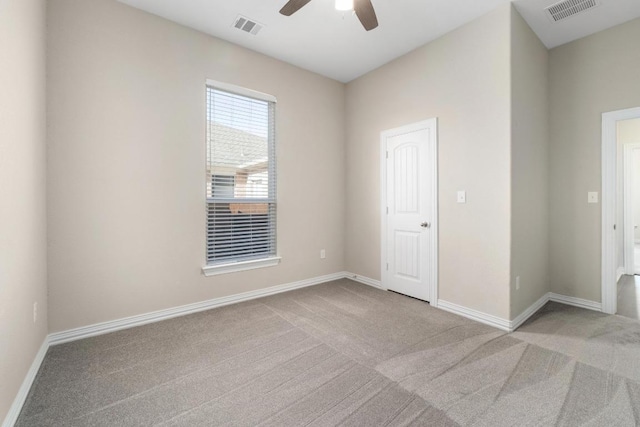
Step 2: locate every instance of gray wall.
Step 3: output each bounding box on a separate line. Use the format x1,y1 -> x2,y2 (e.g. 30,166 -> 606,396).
47,0 -> 347,332
0,0 -> 48,421
345,5 -> 513,319
549,18 -> 640,302
510,7 -> 550,319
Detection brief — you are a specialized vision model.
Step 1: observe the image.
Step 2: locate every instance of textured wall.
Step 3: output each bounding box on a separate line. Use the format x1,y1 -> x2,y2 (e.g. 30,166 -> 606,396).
0,0 -> 48,422
549,18 -> 640,302
345,5 -> 512,319
47,0 -> 346,332
510,7 -> 550,319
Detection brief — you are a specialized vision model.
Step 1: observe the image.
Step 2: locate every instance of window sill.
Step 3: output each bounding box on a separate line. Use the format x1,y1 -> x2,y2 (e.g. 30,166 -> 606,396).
202,256 -> 282,277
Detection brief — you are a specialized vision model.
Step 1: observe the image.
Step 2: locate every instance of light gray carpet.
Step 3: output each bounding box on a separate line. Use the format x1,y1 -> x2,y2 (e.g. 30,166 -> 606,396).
16,279 -> 640,426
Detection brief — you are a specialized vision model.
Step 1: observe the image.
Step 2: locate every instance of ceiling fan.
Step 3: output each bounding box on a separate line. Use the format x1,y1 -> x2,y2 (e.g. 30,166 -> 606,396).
279,0 -> 379,31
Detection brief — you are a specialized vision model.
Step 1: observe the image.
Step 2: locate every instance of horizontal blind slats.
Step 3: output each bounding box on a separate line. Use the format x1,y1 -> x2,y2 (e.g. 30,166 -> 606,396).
206,85 -> 277,264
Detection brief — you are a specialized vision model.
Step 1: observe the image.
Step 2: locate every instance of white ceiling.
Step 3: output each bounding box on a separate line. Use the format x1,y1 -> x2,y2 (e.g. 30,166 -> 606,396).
513,0 -> 640,49
117,0 -> 640,83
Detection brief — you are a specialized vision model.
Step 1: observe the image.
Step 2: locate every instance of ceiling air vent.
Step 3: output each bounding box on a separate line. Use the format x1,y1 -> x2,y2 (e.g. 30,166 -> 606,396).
544,0 -> 599,22
233,15 -> 264,35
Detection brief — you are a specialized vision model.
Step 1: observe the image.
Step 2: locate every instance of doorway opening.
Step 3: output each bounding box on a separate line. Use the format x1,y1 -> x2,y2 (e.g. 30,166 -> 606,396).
603,107 -> 640,318
619,122 -> 640,320
623,141 -> 640,275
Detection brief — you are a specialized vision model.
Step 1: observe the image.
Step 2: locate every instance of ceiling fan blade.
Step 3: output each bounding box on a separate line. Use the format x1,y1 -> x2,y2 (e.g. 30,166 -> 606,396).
354,0 -> 378,31
279,0 -> 313,16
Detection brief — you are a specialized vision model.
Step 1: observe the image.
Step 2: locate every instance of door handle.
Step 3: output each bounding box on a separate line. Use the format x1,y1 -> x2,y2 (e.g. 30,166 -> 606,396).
421,222 -> 430,229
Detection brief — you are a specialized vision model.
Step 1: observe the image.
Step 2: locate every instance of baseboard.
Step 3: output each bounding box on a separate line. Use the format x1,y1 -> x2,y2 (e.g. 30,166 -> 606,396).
345,272 -> 384,289
4,276 -> 604,427
49,271 -> 349,346
549,293 -> 602,312
438,289 -> 604,334
617,266 -> 625,282
437,293 -> 556,333
437,300 -> 511,332
6,271 -> 354,425
2,337 -> 49,427
45,269 -> 605,346
509,293 -> 551,331
47,271 -> 384,346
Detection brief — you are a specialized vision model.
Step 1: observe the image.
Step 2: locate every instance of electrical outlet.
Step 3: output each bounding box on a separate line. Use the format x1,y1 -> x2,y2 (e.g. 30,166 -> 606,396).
33,302 -> 38,323
457,191 -> 466,204
320,249 -> 326,259
515,276 -> 521,291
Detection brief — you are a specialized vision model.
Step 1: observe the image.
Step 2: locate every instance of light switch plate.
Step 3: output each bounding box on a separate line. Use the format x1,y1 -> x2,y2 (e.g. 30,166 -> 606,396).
588,192 -> 599,204
457,191 -> 466,204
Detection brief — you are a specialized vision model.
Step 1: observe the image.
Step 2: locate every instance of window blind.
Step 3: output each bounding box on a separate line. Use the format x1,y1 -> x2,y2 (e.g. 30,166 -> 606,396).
206,86 -> 276,264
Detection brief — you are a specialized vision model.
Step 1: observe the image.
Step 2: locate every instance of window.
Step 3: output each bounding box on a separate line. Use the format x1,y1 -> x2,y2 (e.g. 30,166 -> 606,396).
204,81 -> 278,275
211,175 -> 235,199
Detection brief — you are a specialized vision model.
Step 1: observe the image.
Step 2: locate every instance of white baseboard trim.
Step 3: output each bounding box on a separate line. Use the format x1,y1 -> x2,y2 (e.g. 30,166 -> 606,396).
49,271 -> 349,346
548,292 -> 602,312
510,293 -> 551,331
5,275 -> 605,427
438,290 -> 603,334
437,300 -> 511,332
2,337 -> 49,427
617,266 -> 625,282
345,272 -> 384,289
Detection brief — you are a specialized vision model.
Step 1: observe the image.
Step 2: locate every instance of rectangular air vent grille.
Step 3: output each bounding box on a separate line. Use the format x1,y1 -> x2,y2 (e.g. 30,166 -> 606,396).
233,15 -> 264,35
545,0 -> 599,22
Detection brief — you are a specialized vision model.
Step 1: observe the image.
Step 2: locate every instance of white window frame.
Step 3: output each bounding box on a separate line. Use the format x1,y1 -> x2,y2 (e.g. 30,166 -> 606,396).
202,80 -> 280,277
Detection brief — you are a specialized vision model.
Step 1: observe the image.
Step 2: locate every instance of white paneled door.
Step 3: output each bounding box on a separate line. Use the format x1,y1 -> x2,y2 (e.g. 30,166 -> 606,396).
381,119 -> 438,303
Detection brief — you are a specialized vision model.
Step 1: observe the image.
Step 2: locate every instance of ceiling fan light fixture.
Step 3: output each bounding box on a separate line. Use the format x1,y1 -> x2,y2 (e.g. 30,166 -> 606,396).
280,0 -> 377,31
335,0 -> 354,11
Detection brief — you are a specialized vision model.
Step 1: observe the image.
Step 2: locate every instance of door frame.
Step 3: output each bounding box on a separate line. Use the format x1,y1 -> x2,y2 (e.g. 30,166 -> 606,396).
602,107 -> 640,314
623,143 -> 640,275
380,118 -> 439,306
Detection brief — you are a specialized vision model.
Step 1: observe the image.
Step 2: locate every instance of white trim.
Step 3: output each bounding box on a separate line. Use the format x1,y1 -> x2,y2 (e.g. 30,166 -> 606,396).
206,79 -> 277,103
617,266 -> 626,282
5,278 -> 606,427
346,273 -> 385,290
45,275 -> 604,347
549,292 -> 602,312
510,293 -> 551,331
2,338 -> 49,427
202,257 -> 281,277
437,300 -> 511,332
50,271 -> 345,345
429,119 -> 439,307
602,107 -> 640,314
438,291 -> 603,334
344,274 -> 546,333
380,118 -> 439,306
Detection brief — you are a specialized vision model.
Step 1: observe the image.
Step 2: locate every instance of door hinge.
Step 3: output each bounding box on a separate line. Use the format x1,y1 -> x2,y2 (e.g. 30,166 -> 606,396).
386,151 -> 389,159
386,207 -> 389,214
386,263 -> 389,271
614,224 -> 617,230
